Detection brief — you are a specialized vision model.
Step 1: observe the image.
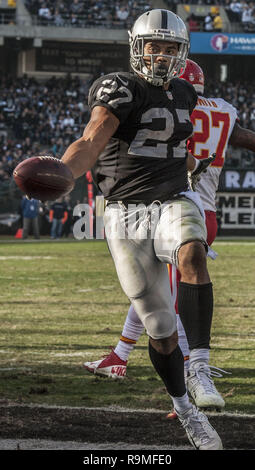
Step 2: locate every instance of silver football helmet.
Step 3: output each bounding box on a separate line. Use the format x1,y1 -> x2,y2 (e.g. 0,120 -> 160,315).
129,9 -> 189,87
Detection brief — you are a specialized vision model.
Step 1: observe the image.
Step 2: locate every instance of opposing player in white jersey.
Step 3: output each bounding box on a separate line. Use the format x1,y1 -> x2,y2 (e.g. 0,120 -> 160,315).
84,59 -> 255,412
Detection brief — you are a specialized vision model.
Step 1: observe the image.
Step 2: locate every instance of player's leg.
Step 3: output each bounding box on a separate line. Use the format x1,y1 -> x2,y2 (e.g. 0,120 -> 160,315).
83,303 -> 144,378
83,210 -> 215,382
154,199 -> 210,421
186,210 -> 226,410
103,203 -> 190,404
32,217 -> 40,239
57,219 -> 63,239
105,201 -> 222,449
83,265 -> 188,379
205,210 -> 218,247
51,218 -> 57,239
114,303 -> 144,360
109,245 -> 195,417
154,197 -> 212,366
177,240 -> 213,362
22,217 -> 30,239
168,265 -> 190,372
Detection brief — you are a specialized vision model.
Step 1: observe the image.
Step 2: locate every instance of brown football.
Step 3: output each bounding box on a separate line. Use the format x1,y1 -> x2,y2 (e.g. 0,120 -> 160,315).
13,156 -> 75,202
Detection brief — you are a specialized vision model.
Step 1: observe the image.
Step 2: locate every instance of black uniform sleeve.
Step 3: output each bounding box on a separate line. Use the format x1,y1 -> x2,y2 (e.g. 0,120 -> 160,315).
88,73 -> 136,125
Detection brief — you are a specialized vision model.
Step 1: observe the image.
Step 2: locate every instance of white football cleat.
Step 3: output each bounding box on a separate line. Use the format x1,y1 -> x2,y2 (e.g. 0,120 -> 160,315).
83,350 -> 127,379
176,405 -> 223,450
187,361 -> 228,410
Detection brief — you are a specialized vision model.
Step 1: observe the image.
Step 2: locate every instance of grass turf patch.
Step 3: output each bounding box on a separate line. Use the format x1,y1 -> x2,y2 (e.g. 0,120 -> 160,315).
0,239 -> 254,414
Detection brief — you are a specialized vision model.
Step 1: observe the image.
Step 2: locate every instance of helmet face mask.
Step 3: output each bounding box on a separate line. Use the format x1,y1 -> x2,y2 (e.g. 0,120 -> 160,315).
129,9 -> 190,86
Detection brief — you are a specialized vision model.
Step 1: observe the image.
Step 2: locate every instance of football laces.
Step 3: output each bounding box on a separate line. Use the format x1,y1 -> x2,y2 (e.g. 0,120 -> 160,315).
38,156 -> 62,162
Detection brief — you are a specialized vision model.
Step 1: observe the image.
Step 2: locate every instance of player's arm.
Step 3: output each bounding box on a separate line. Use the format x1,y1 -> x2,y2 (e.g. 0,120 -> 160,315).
186,151 -> 216,191
61,106 -> 120,179
229,121 -> 255,151
187,153 -> 196,171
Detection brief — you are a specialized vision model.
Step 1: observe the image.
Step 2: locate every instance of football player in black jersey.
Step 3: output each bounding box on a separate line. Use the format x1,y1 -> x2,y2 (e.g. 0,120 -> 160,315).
61,9 -> 222,450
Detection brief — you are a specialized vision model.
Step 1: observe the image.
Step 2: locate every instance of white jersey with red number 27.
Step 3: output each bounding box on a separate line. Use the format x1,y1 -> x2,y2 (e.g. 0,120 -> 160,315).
188,96 -> 238,212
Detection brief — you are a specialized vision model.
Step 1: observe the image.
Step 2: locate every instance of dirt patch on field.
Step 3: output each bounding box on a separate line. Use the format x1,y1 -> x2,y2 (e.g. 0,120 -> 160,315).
0,405 -> 254,450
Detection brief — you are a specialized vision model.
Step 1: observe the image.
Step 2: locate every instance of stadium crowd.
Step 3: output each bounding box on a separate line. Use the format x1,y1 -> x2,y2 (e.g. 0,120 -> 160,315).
24,0 -> 152,28
224,0 -> 255,31
0,73 -> 91,183
1,72 -> 255,184
21,0 -> 255,32
2,0 -> 255,32
184,1 -> 255,33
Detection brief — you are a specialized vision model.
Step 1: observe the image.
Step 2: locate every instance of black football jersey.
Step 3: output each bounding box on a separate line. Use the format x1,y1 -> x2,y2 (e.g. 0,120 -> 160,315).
89,72 -> 197,203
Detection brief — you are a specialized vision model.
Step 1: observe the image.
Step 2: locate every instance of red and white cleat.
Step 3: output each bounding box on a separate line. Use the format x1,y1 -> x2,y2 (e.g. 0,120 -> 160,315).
83,350 -> 127,379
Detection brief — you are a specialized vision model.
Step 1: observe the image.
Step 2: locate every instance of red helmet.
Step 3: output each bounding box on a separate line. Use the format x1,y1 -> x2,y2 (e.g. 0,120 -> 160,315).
180,59 -> 204,95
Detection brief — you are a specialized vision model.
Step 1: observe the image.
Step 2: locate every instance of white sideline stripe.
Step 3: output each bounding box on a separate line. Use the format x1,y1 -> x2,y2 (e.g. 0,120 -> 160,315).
0,368 -> 32,371
0,439 -> 192,450
0,256 -> 54,260
50,352 -> 89,357
78,286 -> 115,292
0,403 -> 254,419
214,242 -> 255,245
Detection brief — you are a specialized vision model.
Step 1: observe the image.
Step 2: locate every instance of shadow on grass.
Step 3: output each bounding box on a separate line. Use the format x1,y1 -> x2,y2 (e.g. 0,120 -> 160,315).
0,366 -> 254,414
2,301 -> 128,306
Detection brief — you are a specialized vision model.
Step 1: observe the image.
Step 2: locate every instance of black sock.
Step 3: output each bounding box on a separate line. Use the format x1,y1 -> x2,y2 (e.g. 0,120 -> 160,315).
148,342 -> 186,397
178,282 -> 213,350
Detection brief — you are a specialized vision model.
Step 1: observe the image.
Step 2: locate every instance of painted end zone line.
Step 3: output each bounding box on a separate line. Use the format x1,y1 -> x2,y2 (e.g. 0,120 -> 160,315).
0,402 -> 254,419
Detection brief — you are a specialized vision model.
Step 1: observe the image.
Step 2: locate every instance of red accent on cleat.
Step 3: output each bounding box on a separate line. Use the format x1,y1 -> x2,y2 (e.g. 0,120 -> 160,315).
166,410 -> 178,420
83,349 -> 127,378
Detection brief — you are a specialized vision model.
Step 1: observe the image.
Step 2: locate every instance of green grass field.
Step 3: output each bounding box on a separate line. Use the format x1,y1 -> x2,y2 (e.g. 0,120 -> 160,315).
0,239 -> 254,414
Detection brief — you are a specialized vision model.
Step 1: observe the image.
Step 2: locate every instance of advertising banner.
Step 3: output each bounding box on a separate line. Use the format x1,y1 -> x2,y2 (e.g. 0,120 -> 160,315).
36,42 -> 129,74
190,33 -> 255,55
218,169 -> 255,191
217,192 -> 255,230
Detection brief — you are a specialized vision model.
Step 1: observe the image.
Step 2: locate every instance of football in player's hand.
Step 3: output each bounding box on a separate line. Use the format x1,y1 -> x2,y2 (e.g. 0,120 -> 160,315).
13,156 -> 74,201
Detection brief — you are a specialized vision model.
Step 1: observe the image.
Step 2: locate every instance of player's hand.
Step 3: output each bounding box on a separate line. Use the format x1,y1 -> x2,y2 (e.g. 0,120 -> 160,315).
188,153 -> 216,191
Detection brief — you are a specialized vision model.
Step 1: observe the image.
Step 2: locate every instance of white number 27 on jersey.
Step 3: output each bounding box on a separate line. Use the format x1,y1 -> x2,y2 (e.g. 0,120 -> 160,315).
128,108 -> 189,159
96,78 -> 132,109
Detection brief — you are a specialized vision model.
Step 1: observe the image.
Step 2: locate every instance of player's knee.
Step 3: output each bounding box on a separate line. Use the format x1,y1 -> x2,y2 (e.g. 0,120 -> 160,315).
144,310 -> 176,343
178,241 -> 208,282
179,240 -> 206,268
150,331 -> 178,355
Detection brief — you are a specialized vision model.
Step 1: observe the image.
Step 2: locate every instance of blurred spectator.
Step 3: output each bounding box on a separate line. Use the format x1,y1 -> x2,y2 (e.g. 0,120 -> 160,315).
21,196 -> 40,239
116,6 -> 129,21
61,112 -> 75,128
213,12 -> 223,31
62,195 -> 73,237
187,14 -> 200,32
25,0 -> 152,28
70,0 -> 83,15
38,3 -> 52,24
229,0 -> 243,21
244,4 -> 255,31
241,4 -> 253,30
115,5 -> 130,28
54,9 -> 64,26
250,107 -> 255,130
204,12 -> 214,31
49,197 -> 68,239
